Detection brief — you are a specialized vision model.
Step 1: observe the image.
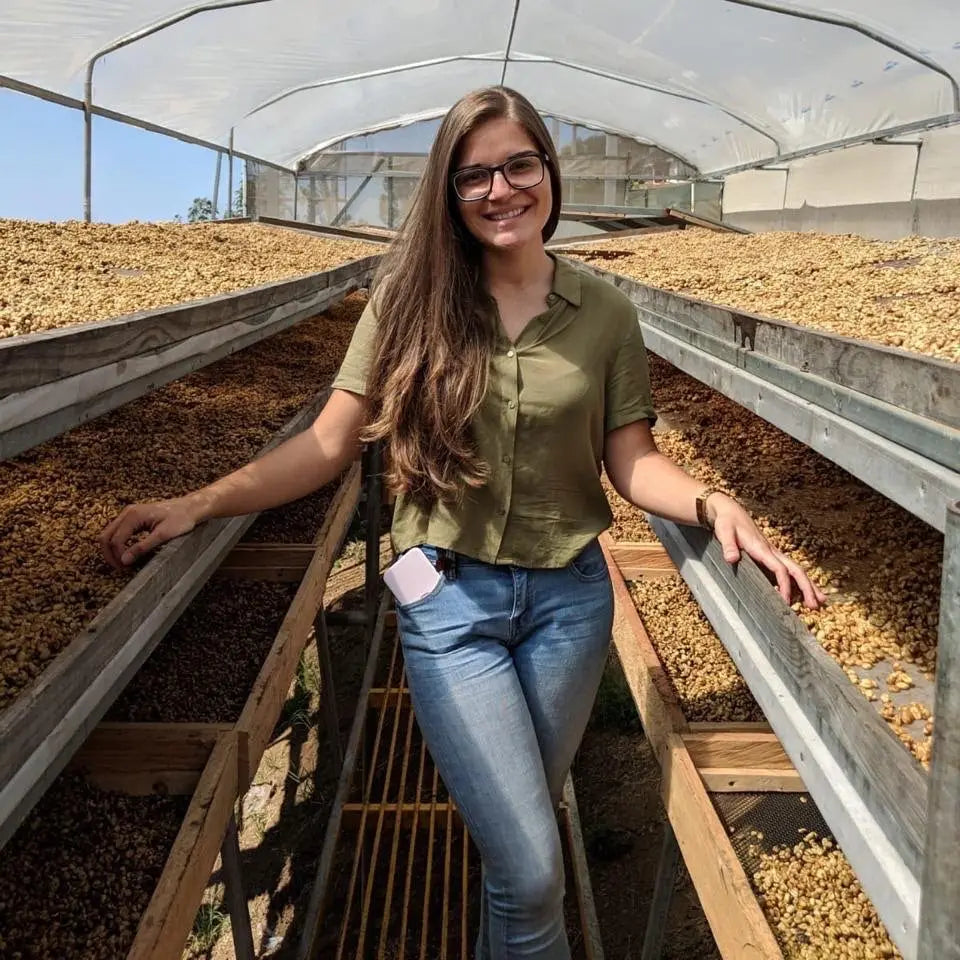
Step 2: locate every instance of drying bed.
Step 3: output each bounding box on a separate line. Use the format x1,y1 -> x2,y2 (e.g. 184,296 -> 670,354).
606,355 -> 941,765
0,219 -> 380,339
0,295 -> 363,711
564,231 -> 960,364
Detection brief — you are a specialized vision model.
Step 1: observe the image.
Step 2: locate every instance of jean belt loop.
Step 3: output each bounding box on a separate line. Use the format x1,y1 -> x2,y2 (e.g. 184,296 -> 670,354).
435,548 -> 459,582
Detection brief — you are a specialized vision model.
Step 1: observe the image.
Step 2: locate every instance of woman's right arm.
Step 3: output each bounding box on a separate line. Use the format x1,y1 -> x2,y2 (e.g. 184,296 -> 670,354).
99,389 -> 366,569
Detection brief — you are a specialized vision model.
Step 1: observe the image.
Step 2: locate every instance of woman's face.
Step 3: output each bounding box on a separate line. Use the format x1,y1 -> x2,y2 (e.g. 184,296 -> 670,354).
453,117 -> 553,254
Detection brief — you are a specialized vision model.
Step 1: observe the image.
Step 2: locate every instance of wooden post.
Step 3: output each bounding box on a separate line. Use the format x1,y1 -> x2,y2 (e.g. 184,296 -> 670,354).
640,822 -> 680,960
315,610 -> 343,770
918,500 -> 960,960
221,812 -> 255,960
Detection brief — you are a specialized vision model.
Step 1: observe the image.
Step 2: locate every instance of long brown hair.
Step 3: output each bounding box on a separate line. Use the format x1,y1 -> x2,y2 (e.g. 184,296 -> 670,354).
361,87 -> 562,504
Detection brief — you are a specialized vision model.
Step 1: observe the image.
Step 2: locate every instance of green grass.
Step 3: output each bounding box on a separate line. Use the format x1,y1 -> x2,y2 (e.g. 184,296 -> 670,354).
188,901 -> 230,953
279,650 -> 322,730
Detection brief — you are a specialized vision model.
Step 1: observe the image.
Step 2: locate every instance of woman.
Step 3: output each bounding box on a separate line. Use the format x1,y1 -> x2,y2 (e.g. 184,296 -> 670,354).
101,87 -> 823,959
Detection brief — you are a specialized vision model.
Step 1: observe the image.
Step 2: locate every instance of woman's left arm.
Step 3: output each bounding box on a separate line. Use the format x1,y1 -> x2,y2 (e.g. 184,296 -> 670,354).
604,419 -> 826,610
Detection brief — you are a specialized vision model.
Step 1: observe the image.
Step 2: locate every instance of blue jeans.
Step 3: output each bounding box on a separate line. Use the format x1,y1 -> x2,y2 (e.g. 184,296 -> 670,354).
395,540 -> 614,960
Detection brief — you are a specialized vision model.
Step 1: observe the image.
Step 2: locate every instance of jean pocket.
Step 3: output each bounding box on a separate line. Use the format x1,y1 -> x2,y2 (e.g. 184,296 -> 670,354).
567,539 -> 609,582
393,568 -> 446,611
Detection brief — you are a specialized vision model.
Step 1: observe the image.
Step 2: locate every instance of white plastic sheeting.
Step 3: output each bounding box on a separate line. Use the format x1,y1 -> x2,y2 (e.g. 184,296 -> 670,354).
1,0 -> 958,173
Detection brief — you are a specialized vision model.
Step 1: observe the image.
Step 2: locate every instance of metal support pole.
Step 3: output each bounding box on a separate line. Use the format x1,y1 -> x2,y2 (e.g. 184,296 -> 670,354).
83,64 -> 94,223
212,151 -> 222,219
386,157 -> 394,230
918,500 -> 960,960
221,813 -> 255,960
363,442 -> 383,647
314,610 -> 343,771
227,127 -> 235,217
910,141 -> 924,236
640,822 -> 681,960
293,172 -> 299,221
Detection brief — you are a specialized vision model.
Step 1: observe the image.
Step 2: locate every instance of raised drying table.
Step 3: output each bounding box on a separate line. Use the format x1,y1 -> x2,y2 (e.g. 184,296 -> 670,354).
0,255 -> 379,461
578,263 -> 959,532
585,263 -> 959,960
0,394 -> 339,850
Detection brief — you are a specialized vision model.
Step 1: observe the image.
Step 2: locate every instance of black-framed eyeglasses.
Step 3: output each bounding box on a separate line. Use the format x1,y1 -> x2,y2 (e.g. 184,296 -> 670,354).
451,151 -> 547,202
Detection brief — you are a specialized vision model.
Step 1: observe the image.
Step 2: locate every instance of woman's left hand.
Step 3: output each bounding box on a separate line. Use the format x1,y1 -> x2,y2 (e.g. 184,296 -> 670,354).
708,495 -> 826,610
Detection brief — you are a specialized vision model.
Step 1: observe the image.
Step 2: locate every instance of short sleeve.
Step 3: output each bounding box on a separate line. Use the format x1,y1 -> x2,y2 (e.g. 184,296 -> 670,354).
331,298 -> 379,396
605,308 -> 657,432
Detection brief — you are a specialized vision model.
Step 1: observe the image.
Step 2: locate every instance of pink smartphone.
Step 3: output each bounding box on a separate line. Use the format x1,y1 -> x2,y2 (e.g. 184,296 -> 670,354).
383,547 -> 443,606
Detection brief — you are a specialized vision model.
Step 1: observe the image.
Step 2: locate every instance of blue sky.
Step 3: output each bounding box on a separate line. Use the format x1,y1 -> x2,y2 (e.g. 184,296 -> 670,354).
0,89 -> 449,224
0,88 -> 229,223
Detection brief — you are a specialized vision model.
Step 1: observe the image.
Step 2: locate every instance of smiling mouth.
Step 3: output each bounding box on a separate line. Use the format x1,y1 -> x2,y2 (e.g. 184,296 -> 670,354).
484,206 -> 529,222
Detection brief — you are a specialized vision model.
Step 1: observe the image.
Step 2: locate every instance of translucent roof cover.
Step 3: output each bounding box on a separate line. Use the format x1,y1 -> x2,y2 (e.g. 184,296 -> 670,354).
2,0 -> 958,174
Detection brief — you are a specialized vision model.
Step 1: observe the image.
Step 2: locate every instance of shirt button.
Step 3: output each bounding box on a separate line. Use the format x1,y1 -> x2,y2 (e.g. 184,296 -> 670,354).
502,454 -> 512,465
508,400 -> 517,410
546,294 -> 557,305
507,349 -> 515,358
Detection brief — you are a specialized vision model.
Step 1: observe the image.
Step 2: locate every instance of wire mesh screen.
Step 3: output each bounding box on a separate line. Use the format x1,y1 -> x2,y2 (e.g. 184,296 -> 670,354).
711,792 -> 834,879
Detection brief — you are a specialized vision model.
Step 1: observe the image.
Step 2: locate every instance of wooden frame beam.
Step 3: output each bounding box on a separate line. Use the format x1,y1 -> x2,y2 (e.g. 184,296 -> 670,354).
602,533 -> 784,958
608,541 -> 677,579
235,462 -> 361,788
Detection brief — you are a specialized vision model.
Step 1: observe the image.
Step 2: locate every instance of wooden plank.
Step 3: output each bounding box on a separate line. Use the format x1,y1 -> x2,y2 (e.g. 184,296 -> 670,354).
127,734 -> 238,960
608,533 -> 783,957
601,534 -> 688,766
688,721 -> 773,733
217,544 -> 316,581
699,768 -> 805,793
0,396 -> 324,851
68,722 -> 230,796
652,516 -> 922,959
342,802 -> 458,829
609,541 -> 677,579
235,461 -> 361,789
1,265 -> 376,461
0,256 -> 378,396
665,207 -> 749,233
255,215 -> 393,245
682,731 -> 794,771
661,733 -> 785,959
639,320 -> 959,533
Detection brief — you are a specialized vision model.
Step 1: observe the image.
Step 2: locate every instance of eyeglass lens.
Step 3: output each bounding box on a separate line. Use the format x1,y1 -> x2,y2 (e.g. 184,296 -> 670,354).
454,155 -> 544,200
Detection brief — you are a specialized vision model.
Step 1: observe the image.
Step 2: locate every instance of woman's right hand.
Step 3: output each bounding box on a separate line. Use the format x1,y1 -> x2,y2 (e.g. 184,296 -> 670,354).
99,495 -> 204,570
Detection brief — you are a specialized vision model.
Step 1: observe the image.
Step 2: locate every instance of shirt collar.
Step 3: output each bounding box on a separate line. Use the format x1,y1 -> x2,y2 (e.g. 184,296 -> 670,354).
549,254 -> 582,307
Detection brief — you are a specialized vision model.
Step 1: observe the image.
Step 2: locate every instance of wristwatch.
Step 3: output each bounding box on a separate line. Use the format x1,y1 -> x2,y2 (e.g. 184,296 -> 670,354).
695,487 -> 724,530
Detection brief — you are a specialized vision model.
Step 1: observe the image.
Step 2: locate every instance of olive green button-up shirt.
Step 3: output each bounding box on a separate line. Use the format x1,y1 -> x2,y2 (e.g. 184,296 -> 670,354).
332,255 -> 656,568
